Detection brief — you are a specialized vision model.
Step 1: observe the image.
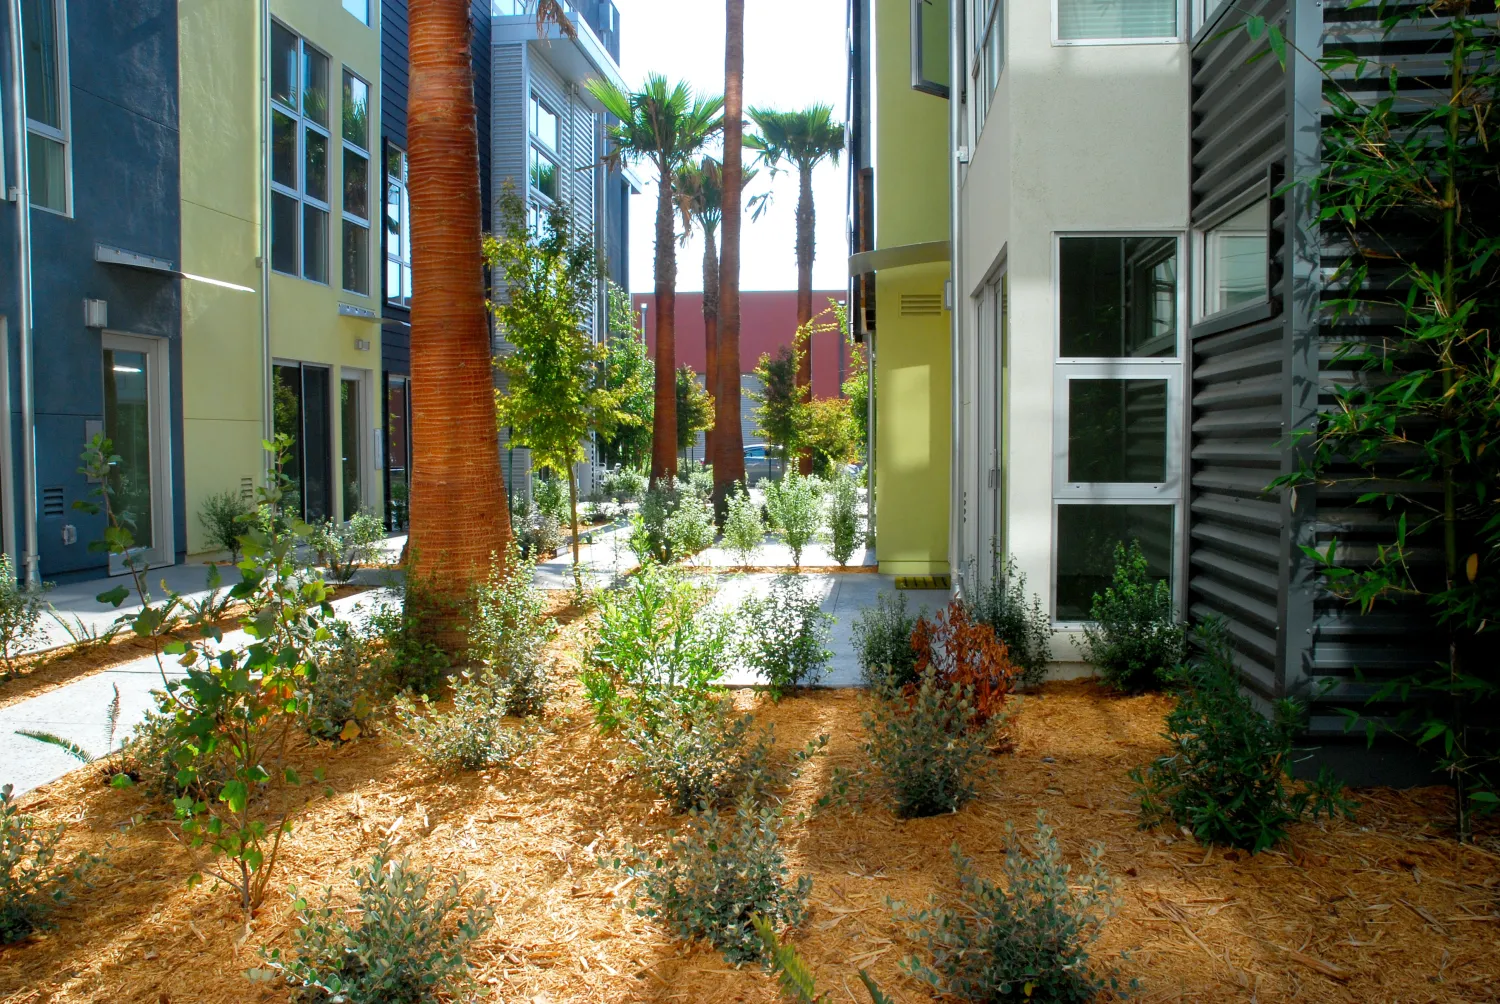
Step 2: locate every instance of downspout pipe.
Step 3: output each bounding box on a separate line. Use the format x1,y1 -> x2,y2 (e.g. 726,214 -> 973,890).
259,0 -> 273,462
6,0 -> 40,587
946,0 -> 963,594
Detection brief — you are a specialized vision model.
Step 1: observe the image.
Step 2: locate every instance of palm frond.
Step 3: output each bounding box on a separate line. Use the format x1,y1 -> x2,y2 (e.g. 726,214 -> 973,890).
103,683 -> 122,752
16,730 -> 95,764
532,0 -> 577,40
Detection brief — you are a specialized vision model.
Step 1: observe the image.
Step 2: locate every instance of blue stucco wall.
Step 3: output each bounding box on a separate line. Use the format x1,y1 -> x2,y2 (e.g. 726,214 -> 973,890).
0,0 -> 182,580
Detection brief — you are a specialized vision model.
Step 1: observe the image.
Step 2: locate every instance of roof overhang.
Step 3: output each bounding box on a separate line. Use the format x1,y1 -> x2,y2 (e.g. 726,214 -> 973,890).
848,240 -> 950,276
493,9 -> 626,112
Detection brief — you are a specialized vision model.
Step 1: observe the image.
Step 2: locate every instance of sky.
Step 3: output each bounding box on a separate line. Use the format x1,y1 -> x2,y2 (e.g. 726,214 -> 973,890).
611,0 -> 849,294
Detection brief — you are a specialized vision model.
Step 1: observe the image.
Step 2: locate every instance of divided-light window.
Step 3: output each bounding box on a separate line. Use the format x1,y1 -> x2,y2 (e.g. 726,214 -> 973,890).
971,0 -> 1003,134
21,0 -> 70,214
1052,234 -> 1184,623
385,148 -> 412,307
270,24 -> 332,283
1202,199 -> 1269,317
529,93 -> 561,209
342,69 -> 371,295
1056,0 -> 1178,43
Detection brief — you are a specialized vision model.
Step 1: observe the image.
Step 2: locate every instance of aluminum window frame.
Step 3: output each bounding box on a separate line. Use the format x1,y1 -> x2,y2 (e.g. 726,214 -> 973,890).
341,0 -> 370,25
969,0 -> 1002,136
1051,0 -> 1184,47
340,66 -> 372,296
1051,230 -> 1187,626
269,23 -> 332,285
910,0 -> 951,98
22,0 -> 72,217
384,145 -> 411,308
1192,191 -> 1271,322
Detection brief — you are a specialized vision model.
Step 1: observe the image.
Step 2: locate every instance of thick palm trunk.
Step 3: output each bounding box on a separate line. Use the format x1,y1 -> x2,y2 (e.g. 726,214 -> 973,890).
702,225 -> 720,467
407,0 -> 511,607
795,163 -> 815,475
713,0 -> 747,513
651,166 -> 678,484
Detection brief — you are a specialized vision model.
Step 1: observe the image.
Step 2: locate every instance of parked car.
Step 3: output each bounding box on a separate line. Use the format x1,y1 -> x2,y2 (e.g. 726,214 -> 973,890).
743,443 -> 777,485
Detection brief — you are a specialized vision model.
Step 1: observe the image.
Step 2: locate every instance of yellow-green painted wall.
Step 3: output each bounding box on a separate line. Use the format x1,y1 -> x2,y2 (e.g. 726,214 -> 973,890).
873,0 -> 952,575
179,0 -> 266,555
180,1 -> 383,556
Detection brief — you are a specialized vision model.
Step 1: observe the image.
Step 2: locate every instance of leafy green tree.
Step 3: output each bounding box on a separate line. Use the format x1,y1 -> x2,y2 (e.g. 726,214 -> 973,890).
802,397 -> 857,477
675,366 -> 716,460
600,282 -> 654,470
589,75 -> 723,484
750,346 -> 804,475
487,185 -> 634,568
835,298 -> 870,460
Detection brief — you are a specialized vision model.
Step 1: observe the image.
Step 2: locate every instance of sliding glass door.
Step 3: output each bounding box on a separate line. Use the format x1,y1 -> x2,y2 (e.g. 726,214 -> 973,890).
274,362 -> 333,523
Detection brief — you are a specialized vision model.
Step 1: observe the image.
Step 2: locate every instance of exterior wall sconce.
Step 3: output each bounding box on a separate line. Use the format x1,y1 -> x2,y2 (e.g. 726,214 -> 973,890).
83,299 -> 108,329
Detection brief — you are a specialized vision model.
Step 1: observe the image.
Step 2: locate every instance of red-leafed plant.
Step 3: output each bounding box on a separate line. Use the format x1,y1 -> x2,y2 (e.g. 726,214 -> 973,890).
911,600 -> 1018,724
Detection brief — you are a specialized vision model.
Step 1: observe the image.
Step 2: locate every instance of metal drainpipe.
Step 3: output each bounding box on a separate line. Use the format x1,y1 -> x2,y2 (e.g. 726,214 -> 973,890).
258,0 -> 273,461
0,317 -> 15,569
7,0 -> 40,587
947,0 -> 963,594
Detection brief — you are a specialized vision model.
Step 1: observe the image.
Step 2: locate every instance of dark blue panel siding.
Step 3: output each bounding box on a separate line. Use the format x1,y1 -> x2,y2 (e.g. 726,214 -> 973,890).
381,0 -> 409,151
0,0 -> 182,580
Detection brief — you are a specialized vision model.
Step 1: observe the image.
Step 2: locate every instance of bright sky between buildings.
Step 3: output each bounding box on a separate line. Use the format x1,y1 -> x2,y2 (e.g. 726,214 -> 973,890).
611,0 -> 849,294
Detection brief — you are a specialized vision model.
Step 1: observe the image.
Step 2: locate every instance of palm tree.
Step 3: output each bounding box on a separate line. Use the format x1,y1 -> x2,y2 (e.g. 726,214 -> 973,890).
675,157 -> 724,466
589,76 -> 723,484
406,0 -> 512,613
714,0 -> 748,511
746,105 -> 846,474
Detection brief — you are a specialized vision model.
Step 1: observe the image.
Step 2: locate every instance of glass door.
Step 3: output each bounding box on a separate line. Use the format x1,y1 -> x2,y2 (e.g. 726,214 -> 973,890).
975,271 -> 1007,592
340,374 -> 364,519
385,375 -> 410,531
103,335 -> 171,574
273,362 -> 333,523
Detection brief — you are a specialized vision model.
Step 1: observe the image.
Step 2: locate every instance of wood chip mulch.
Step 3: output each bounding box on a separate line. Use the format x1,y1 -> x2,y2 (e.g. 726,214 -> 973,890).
0,619 -> 1495,1003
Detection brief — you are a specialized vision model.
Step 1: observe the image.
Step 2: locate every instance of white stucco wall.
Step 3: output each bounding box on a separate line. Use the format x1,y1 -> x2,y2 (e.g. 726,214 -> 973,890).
954,2 -> 1191,663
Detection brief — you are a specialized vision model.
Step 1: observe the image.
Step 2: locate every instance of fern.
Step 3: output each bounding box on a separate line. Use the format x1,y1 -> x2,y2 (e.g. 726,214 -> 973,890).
14,731 -> 94,764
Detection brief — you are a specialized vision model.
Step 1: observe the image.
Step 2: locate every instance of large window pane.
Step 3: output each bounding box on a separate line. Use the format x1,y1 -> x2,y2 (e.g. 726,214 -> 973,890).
271,192 -> 299,274
913,0 -> 949,95
271,110 -> 297,188
304,128 -> 328,201
1056,504 -> 1174,620
1205,200 -> 1269,316
342,0 -> 369,24
1057,0 -> 1176,40
302,367 -> 332,522
344,149 -> 369,220
386,376 -> 410,531
27,133 -> 66,212
271,23 -> 298,109
342,219 -> 369,294
530,94 -> 559,151
1067,379 -> 1168,483
102,349 -> 154,550
342,70 -> 369,147
303,46 -> 330,126
341,378 -> 363,517
21,0 -> 61,127
1059,236 -> 1177,358
530,146 -> 558,201
273,364 -> 306,516
304,205 -> 329,283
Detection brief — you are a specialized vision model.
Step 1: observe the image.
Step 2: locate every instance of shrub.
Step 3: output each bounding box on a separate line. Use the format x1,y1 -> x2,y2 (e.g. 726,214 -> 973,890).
666,481 -> 716,559
585,564 -> 728,728
259,841 -> 493,1003
740,575 -> 833,698
864,668 -> 994,818
367,580 -> 452,697
969,557 -> 1053,688
392,667 -> 538,771
630,482 -> 713,564
623,698 -> 778,813
722,483 -> 765,567
1076,540 -> 1186,693
1134,620 -> 1356,853
0,554 -> 49,679
616,799 -> 810,964
533,476 -> 569,526
310,511 -> 386,584
121,692 -> 236,800
515,498 -> 564,561
0,784 -> 94,944
851,591 -> 920,689
825,473 -> 860,567
755,916 -> 895,1004
900,812 -> 1130,1003
304,620 -> 388,741
468,546 -> 553,718
766,472 -> 822,567
199,489 -> 253,562
603,465 -> 647,502
679,459 -> 715,498
912,600 -> 1019,725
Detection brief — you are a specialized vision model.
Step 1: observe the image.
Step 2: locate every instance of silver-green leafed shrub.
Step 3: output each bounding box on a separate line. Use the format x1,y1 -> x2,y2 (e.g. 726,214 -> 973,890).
533,475 -> 569,526
198,489 -> 253,562
392,667 -> 539,771
739,575 -> 833,698
863,667 -> 994,818
0,784 -> 94,944
303,620 -> 388,741
310,511 -> 386,585
899,812 -> 1133,1003
969,556 -> 1054,688
258,840 -> 493,1003
623,698 -> 778,813
722,483 -> 765,567
0,553 -> 49,679
825,473 -> 860,567
615,798 -> 811,964
766,471 -> 822,567
851,591 -> 920,689
468,545 -> 554,718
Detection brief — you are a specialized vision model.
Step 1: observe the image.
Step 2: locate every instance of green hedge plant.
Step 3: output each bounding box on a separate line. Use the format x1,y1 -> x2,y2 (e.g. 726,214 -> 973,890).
468,544 -> 553,717
825,472 -> 861,567
198,489 -> 253,562
1075,540 -> 1186,692
722,483 -> 765,568
851,591 -> 920,690
969,556 -> 1053,688
766,472 -> 822,568
739,575 -> 834,698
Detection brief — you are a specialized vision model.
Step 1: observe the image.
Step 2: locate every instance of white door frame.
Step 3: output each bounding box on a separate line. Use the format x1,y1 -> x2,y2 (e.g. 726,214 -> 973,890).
102,331 -> 175,575
339,366 -> 374,521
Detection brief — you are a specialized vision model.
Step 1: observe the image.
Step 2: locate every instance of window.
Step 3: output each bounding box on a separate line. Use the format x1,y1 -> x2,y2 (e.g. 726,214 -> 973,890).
1202,199 -> 1268,317
911,0 -> 950,98
274,362 -> 333,522
342,0 -> 369,24
530,94 -> 559,153
970,0 -> 1002,134
1191,0 -> 1231,34
21,0 -> 70,214
385,147 -> 412,307
270,24 -> 332,284
342,69 -> 371,295
528,93 -> 561,206
529,146 -> 559,202
340,374 -> 365,517
385,376 -> 411,531
1053,234 -> 1184,622
1055,0 -> 1178,43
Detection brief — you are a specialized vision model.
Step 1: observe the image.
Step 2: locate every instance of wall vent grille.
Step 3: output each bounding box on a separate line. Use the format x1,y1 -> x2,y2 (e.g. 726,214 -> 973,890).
42,487 -> 65,519
900,293 -> 943,316
240,477 -> 255,501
